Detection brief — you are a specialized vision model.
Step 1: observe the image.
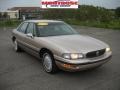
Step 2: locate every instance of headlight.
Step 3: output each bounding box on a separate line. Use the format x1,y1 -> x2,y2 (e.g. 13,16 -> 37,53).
62,53 -> 84,60
106,47 -> 111,52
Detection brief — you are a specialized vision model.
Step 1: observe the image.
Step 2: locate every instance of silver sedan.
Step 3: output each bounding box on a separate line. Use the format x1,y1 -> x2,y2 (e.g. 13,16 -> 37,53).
12,20 -> 112,73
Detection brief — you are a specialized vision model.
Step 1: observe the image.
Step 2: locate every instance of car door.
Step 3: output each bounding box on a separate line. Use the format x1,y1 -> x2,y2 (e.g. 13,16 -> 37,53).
16,22 -> 29,47
24,22 -> 40,57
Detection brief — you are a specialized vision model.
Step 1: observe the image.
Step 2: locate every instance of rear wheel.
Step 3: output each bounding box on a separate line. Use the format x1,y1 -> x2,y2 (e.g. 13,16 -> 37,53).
42,52 -> 58,73
14,40 -> 21,52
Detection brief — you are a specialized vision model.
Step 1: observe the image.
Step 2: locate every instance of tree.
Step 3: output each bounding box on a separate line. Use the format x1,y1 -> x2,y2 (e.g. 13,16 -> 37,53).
42,5 -> 114,22
115,7 -> 120,18
3,12 -> 8,18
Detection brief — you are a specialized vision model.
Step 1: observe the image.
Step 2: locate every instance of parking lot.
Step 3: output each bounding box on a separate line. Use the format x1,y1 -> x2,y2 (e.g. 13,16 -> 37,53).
0,26 -> 120,90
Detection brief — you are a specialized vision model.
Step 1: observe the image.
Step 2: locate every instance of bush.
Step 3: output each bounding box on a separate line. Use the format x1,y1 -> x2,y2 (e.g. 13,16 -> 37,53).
0,19 -> 21,27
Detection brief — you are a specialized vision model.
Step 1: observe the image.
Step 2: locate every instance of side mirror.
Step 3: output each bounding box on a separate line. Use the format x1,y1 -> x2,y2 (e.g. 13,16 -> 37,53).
26,33 -> 33,38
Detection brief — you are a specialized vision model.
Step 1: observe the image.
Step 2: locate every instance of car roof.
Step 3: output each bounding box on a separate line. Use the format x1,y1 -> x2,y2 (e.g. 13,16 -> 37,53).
24,20 -> 63,23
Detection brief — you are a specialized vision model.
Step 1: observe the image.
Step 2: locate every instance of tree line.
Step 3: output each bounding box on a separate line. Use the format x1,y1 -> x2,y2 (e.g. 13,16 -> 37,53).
42,5 -> 120,22
0,12 -> 8,19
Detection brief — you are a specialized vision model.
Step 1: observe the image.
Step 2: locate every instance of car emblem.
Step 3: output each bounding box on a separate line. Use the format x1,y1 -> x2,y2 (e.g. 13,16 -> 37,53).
96,51 -> 99,56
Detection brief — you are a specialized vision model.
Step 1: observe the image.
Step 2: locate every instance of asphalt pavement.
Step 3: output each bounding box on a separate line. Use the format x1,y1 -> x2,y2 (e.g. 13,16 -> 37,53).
0,26 -> 120,90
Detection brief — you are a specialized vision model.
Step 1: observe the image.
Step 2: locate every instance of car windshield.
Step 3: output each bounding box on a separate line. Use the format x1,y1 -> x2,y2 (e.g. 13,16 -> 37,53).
36,22 -> 78,37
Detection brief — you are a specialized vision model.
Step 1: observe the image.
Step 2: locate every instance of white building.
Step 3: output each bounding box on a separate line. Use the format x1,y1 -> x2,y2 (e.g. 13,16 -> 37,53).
6,10 -> 19,19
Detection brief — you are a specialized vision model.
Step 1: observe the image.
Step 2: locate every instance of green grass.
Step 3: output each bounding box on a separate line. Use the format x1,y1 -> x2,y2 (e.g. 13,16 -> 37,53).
0,19 -> 120,30
0,20 -> 21,27
64,19 -> 120,30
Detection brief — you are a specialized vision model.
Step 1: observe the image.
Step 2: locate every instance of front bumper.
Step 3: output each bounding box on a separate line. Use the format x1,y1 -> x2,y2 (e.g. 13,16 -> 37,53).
54,52 -> 112,71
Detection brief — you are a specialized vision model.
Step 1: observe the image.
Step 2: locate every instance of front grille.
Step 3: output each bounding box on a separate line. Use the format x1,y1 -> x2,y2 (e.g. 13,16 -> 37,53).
86,49 -> 105,58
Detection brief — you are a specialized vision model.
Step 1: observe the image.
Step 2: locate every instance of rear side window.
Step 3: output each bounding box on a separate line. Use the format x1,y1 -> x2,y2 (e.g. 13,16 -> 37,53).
17,22 -> 28,33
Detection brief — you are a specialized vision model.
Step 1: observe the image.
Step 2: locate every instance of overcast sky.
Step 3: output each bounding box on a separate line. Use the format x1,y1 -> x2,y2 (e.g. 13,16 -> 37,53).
0,0 -> 120,11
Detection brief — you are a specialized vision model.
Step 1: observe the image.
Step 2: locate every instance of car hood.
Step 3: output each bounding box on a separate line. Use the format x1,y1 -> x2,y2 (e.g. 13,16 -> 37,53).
39,34 -> 109,53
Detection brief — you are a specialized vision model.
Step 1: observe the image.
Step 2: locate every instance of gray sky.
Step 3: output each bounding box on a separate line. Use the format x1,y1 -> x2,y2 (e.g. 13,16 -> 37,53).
0,0 -> 120,11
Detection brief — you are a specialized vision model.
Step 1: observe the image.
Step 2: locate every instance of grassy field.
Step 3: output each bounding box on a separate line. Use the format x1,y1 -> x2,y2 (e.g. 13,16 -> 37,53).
64,19 -> 120,30
0,20 -> 21,27
0,19 -> 120,30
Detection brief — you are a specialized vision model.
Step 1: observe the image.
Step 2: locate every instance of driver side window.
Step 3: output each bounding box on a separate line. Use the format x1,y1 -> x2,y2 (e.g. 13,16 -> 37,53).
26,23 -> 34,34
26,23 -> 37,36
17,22 -> 28,33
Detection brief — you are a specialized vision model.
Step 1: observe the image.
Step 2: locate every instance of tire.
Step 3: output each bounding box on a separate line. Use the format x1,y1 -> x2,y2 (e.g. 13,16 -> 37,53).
14,40 -> 21,52
42,52 -> 58,73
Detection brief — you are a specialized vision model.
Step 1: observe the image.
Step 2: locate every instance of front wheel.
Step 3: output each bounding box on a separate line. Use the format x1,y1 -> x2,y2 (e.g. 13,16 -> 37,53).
14,40 -> 21,52
42,52 -> 58,73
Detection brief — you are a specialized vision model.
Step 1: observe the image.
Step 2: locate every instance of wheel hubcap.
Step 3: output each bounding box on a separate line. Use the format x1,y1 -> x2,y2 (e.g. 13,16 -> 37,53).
43,54 -> 52,72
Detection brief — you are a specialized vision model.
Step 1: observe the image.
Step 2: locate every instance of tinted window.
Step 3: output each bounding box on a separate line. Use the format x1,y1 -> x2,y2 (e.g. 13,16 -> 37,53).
18,23 -> 28,33
37,22 -> 78,37
26,23 -> 37,36
33,23 -> 37,36
26,23 -> 34,34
